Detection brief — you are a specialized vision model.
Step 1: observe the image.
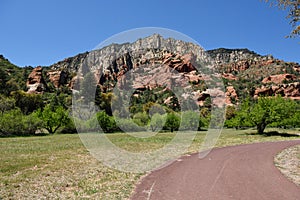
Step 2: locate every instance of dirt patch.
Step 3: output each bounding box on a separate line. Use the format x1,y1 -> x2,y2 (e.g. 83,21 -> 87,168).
274,145 -> 300,186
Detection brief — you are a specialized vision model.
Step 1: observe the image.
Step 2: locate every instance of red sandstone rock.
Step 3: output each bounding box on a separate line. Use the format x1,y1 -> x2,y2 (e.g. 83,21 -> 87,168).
262,74 -> 297,84
47,70 -> 68,88
26,66 -> 46,93
222,73 -> 238,81
254,82 -> 300,99
225,86 -> 238,105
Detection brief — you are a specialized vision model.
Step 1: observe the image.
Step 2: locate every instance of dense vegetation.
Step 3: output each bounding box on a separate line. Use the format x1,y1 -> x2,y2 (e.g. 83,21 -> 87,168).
226,96 -> 300,134
1,86 -> 299,136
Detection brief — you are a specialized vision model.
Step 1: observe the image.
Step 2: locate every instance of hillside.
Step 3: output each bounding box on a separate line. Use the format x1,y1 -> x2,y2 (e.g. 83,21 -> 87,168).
1,35 -> 299,106
0,55 -> 33,95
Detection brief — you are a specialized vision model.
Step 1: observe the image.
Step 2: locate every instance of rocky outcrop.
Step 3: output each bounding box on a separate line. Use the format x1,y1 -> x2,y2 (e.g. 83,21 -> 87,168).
225,86 -> 238,105
26,66 -> 46,93
47,70 -> 69,88
293,65 -> 300,73
185,71 -> 203,83
162,53 -> 196,73
262,74 -> 297,84
50,52 -> 88,72
254,82 -> 300,99
206,48 -> 272,64
222,73 -> 238,81
69,75 -> 80,89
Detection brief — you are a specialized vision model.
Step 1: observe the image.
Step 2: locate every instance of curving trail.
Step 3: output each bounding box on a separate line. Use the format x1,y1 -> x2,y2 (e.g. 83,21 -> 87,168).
131,140 -> 300,200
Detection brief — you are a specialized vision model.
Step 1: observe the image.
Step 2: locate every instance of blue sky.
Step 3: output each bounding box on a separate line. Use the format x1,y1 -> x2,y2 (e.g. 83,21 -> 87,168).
0,0 -> 299,67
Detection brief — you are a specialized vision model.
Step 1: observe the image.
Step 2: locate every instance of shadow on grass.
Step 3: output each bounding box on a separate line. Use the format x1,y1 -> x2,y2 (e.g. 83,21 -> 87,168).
263,131 -> 300,137
246,131 -> 300,137
0,132 -> 56,138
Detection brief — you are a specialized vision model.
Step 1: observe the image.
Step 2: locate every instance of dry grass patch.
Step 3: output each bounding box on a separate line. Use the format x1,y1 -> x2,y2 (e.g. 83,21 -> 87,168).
274,145 -> 300,186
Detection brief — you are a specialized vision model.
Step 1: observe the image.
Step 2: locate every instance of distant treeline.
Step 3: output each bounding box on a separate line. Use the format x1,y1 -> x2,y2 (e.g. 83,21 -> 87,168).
0,88 -> 299,137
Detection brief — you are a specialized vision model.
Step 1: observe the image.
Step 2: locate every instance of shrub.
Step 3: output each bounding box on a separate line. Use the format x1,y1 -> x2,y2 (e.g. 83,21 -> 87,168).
150,113 -> 166,132
116,118 -> 146,132
133,112 -> 149,126
96,111 -> 117,133
0,109 -> 41,136
164,112 -> 180,132
60,117 -> 77,134
180,111 -> 199,131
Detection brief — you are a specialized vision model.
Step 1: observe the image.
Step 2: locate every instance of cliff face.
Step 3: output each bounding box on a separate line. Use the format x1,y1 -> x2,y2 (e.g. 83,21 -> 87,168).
26,66 -> 47,93
24,34 -> 300,105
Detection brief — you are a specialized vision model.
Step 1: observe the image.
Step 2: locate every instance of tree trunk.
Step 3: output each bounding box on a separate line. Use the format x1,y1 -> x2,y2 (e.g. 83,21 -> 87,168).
257,123 -> 267,134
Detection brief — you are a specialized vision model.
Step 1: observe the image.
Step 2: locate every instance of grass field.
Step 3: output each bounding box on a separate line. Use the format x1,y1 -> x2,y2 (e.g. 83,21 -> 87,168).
0,128 -> 299,199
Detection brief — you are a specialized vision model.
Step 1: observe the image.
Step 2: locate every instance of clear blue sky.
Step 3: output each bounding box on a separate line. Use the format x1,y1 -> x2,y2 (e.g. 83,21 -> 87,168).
1,0 -> 299,67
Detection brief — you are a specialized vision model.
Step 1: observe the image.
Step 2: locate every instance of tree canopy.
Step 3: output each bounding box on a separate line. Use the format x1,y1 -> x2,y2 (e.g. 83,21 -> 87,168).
35,105 -> 70,134
232,96 -> 297,134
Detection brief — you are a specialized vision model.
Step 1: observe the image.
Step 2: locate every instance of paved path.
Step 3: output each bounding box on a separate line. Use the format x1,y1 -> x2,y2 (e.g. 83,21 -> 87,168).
131,140 -> 300,200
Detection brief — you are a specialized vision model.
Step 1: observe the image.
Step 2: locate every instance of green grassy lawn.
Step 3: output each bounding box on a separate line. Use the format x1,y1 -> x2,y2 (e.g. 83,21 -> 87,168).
0,128 -> 299,199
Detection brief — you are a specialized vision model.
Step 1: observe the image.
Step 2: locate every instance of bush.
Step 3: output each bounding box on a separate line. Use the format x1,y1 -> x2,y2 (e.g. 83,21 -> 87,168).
180,111 -> 199,131
60,117 -> 77,134
72,117 -> 90,133
133,112 -> 149,126
164,112 -> 180,132
150,113 -> 166,132
0,109 -> 41,136
96,111 -> 117,133
116,118 -> 146,132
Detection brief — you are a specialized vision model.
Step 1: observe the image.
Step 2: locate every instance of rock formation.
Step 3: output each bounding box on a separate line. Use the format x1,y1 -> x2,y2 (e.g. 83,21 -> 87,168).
225,86 -> 238,105
262,74 -> 297,84
47,70 -> 68,88
25,34 -> 300,105
254,82 -> 300,99
26,66 -> 46,93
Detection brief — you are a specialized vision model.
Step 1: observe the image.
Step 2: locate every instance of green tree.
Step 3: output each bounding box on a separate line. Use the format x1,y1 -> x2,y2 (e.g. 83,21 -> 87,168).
97,111 -> 116,133
225,116 -> 240,129
225,105 -> 237,120
150,113 -> 166,131
289,109 -> 300,128
235,96 -> 297,134
165,112 -> 180,132
198,107 -> 210,130
116,117 -> 145,132
181,111 -> 199,130
224,105 -> 238,128
35,105 -> 70,134
148,103 -> 166,116
133,112 -> 149,126
0,95 -> 15,115
0,68 -> 8,95
0,109 -> 41,136
5,78 -> 20,95
99,92 -> 114,116
12,90 -> 44,114
265,0 -> 300,37
274,103 -> 300,128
